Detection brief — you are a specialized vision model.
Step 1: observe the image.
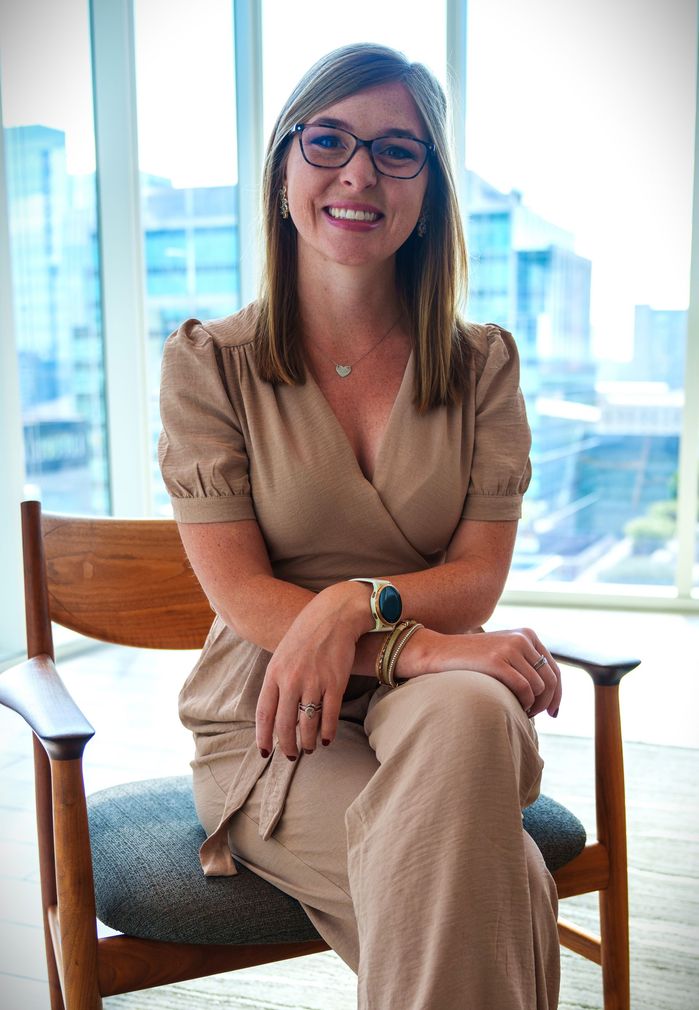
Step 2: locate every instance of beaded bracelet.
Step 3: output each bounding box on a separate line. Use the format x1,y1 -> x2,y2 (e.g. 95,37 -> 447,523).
375,620 -> 413,686
376,620 -> 423,687
385,621 -> 424,687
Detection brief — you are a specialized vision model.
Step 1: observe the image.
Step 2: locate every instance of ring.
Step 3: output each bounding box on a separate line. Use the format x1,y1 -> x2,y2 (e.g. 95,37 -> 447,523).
533,655 -> 548,671
298,701 -> 322,719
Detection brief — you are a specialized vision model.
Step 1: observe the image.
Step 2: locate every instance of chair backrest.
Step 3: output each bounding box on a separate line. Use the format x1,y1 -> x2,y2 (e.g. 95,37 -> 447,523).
23,501 -> 212,651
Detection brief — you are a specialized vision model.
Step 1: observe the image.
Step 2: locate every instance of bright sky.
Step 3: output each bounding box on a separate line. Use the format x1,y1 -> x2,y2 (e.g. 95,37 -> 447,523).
0,0 -> 696,358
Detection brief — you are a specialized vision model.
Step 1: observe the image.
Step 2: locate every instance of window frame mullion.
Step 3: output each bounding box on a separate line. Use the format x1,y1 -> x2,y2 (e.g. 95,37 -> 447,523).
675,22 -> 699,601
0,65 -> 29,660
90,0 -> 151,517
233,0 -> 264,306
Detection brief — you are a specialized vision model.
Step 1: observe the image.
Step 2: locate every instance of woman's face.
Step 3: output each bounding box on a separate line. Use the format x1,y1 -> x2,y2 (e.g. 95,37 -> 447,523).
283,81 -> 430,273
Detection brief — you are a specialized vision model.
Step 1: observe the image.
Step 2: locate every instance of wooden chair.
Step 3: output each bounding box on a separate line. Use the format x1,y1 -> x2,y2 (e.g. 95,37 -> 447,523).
0,500 -> 640,1010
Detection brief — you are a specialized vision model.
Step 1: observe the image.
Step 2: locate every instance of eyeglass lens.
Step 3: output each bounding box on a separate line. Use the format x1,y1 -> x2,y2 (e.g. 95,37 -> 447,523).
300,125 -> 427,177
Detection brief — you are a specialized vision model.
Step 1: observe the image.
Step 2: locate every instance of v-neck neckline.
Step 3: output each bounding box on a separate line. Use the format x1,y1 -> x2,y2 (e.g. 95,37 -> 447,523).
305,347 -> 414,488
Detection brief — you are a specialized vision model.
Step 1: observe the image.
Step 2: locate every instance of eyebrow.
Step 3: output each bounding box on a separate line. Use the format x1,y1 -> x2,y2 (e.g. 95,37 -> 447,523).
308,116 -> 421,140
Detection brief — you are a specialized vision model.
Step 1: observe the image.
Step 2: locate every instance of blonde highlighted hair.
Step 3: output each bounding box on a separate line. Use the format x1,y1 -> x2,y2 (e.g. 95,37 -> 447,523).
254,43 -> 473,412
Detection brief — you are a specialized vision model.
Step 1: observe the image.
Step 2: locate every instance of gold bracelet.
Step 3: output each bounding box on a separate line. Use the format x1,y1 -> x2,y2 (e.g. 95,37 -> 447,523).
380,620 -> 420,687
386,622 -> 424,686
375,620 -> 412,685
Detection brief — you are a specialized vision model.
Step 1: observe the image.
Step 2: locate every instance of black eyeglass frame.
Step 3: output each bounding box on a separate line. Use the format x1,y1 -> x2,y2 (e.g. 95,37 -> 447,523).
289,123 -> 436,180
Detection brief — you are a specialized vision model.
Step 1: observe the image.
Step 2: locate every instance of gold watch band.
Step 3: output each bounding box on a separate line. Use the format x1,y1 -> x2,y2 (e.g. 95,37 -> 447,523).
349,577 -> 402,632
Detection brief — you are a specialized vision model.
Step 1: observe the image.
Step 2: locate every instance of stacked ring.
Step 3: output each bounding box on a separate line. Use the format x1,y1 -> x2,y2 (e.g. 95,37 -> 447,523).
298,701 -> 322,718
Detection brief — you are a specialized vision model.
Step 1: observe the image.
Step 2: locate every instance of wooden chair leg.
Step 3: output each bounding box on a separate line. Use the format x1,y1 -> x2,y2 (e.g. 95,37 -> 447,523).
52,759 -> 102,1010
33,736 -> 66,1010
595,685 -> 630,1010
599,874 -> 630,1010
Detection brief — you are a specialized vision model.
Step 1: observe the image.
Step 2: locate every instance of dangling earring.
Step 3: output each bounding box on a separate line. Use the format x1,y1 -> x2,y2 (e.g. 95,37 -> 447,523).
279,185 -> 290,220
417,212 -> 427,238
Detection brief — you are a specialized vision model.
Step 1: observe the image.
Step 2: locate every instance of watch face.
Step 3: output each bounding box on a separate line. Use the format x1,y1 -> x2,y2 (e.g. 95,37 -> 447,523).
378,585 -> 402,624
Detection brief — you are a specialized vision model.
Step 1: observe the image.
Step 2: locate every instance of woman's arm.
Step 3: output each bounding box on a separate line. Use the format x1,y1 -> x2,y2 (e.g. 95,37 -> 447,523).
178,515 -> 513,649
178,515 -> 560,760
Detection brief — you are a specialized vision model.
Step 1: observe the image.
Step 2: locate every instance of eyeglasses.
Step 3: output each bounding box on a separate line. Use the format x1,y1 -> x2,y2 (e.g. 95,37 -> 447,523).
290,123 -> 435,179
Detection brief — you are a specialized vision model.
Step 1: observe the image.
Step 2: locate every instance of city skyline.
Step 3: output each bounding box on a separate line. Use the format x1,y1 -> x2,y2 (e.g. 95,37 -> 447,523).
0,0 -> 694,361
6,120 -> 689,593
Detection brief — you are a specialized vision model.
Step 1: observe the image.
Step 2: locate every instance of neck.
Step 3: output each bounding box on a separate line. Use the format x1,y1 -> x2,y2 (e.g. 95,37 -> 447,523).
297,251 -> 403,353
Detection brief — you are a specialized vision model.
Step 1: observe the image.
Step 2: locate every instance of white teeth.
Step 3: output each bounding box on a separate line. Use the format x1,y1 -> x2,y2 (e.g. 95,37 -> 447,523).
327,207 -> 379,221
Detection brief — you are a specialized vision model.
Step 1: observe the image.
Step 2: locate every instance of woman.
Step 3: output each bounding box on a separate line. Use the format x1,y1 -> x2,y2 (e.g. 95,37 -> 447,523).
159,43 -> 561,1010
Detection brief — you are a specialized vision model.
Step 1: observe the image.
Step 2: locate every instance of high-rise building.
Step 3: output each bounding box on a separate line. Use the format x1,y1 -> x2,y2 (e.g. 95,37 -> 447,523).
630,305 -> 687,390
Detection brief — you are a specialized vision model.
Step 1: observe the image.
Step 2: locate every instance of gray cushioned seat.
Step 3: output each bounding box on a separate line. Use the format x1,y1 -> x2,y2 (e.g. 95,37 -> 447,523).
88,776 -> 585,945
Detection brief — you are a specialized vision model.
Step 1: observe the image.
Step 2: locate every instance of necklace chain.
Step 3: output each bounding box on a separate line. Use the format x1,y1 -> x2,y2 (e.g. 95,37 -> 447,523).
308,316 -> 401,378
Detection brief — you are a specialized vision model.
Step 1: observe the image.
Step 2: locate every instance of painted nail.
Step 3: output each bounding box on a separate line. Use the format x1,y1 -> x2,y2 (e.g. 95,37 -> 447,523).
553,708 -> 559,718
287,753 -> 297,761
259,748 -> 270,758
303,748 -> 313,754
322,738 -> 331,746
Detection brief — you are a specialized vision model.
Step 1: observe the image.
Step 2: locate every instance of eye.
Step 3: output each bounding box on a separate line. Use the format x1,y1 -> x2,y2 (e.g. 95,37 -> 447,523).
374,140 -> 420,162
311,134 -> 342,149
305,127 -> 351,152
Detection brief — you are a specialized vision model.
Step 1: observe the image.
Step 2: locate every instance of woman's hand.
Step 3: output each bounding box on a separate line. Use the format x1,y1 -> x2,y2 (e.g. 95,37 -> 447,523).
255,581 -> 370,760
399,626 -> 562,718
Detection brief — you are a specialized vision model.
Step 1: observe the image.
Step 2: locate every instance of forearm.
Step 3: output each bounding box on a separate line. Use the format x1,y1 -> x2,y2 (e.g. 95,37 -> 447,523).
207,572 -> 314,652
384,558 -> 502,635
213,565 -> 491,676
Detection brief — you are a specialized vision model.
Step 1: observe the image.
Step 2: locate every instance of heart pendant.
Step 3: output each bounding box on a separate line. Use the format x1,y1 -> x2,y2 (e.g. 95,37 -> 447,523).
335,364 -> 352,378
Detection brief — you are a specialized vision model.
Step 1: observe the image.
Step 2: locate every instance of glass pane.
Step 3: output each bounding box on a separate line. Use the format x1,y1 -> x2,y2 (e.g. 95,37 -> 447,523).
464,0 -> 695,590
133,0 -> 241,515
1,0 -> 109,514
262,0 -> 447,139
695,442 -> 699,593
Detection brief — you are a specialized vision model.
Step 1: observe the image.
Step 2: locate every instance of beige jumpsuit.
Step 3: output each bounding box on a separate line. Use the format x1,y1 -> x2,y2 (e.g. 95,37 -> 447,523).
158,304 -> 560,1010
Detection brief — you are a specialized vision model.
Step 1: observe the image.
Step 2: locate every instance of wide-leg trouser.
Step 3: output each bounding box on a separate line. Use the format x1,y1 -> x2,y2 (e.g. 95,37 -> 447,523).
193,669 -> 560,1010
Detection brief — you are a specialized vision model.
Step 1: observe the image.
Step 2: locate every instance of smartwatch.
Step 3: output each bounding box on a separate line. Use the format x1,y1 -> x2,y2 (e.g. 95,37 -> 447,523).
349,578 -> 403,633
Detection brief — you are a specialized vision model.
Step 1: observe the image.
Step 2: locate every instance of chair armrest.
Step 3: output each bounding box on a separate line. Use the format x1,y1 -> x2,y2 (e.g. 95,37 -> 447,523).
0,654 -> 94,760
549,641 -> 641,686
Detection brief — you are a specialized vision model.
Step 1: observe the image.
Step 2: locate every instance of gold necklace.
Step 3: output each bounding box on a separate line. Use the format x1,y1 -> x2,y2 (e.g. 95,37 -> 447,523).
308,316 -> 401,378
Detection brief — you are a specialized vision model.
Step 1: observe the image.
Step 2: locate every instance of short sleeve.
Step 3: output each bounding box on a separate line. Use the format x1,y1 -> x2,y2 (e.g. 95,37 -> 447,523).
461,324 -> 532,521
158,320 -> 255,523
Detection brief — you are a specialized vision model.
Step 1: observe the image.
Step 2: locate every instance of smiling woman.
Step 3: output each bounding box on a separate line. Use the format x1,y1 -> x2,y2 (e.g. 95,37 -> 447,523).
158,43 -> 562,1010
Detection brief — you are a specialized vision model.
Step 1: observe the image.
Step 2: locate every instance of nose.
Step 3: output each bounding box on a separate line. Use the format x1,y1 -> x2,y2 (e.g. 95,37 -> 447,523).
339,145 -> 377,189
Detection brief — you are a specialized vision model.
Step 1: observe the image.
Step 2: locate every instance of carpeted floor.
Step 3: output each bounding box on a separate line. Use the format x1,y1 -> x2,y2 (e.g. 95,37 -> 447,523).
104,734 -> 699,1010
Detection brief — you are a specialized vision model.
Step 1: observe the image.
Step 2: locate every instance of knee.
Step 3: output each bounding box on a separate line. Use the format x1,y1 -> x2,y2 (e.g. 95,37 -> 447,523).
414,668 -> 526,737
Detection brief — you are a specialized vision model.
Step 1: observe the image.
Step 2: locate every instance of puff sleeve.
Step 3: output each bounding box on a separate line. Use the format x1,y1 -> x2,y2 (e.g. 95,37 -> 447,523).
158,320 -> 255,523
461,324 -> 532,521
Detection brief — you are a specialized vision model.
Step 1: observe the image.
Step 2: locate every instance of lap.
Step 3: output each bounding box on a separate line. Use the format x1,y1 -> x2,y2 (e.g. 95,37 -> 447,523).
193,668 -> 541,893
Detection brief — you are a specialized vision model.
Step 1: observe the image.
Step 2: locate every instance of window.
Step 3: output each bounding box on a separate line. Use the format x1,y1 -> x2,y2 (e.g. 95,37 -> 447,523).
1,0 -> 109,514
261,0 -> 447,138
464,0 -> 697,590
133,0 -> 241,515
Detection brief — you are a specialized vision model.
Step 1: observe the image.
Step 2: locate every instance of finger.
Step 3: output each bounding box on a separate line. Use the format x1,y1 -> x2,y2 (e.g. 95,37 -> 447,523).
319,690 -> 342,748
298,695 -> 323,753
276,688 -> 302,760
506,651 -> 546,706
540,647 -> 563,717
528,640 -> 561,717
518,636 -> 557,699
499,663 -> 537,712
256,679 -> 279,756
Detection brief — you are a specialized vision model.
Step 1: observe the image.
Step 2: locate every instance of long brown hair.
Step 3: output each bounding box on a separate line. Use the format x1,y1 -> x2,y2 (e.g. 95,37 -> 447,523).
254,43 -> 472,412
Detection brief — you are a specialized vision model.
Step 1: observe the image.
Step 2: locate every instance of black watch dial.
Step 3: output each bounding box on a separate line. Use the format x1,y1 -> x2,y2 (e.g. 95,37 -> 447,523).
377,585 -> 402,624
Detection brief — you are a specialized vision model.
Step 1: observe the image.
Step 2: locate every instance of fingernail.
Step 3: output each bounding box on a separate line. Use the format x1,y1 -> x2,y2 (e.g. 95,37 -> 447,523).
303,748 -> 313,754
287,753 -> 297,761
553,708 -> 559,718
322,738 -> 331,746
259,748 -> 270,758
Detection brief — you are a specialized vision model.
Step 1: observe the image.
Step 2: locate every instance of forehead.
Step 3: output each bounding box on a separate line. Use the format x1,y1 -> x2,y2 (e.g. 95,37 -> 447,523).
309,81 -> 427,137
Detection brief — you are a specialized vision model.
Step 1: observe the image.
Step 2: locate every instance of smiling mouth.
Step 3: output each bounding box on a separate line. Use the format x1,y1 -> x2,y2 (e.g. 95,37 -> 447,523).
325,207 -> 382,222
